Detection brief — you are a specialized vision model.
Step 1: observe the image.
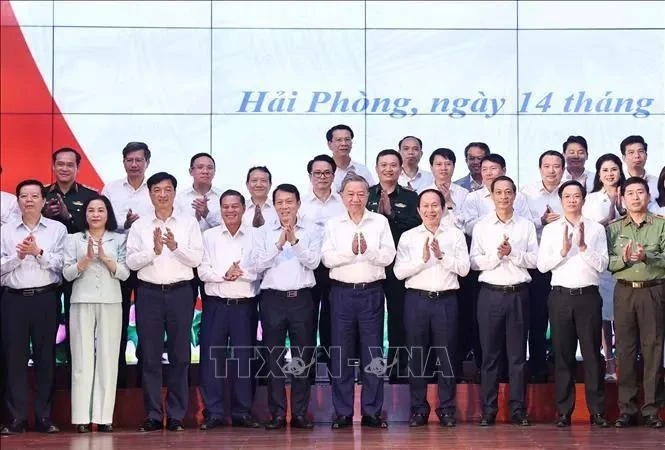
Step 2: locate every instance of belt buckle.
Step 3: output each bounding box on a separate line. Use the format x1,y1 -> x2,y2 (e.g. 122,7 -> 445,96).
631,281 -> 643,289
570,288 -> 583,296
353,283 -> 366,289
23,289 -> 36,297
426,291 -> 439,299
286,290 -> 298,298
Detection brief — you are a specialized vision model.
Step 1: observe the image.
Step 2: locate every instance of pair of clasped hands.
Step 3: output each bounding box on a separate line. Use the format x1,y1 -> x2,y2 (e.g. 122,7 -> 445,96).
152,227 -> 177,256
77,236 -> 115,272
422,237 -> 444,262
15,234 -> 42,259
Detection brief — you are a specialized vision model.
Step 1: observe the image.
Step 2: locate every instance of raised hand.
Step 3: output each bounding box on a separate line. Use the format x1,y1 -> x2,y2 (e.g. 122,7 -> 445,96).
577,222 -> 587,251
153,227 -> 164,255
431,237 -> 443,260
124,208 -> 140,230
561,224 -> 572,257
352,232 -> 360,255
497,234 -> 511,257
224,260 -> 243,281
622,240 -> 632,263
76,236 -> 95,272
192,197 -> 209,221
16,234 -> 40,259
379,190 -> 392,216
284,223 -> 297,245
56,194 -> 71,220
541,204 -> 560,225
276,227 -> 288,250
359,232 -> 367,254
163,227 -> 177,251
630,243 -> 645,263
423,237 -> 431,263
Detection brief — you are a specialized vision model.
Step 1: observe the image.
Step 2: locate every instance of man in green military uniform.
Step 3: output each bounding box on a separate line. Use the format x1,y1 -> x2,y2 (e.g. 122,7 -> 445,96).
44,147 -> 98,364
607,176 -> 665,429
44,148 -> 98,233
366,149 -> 421,383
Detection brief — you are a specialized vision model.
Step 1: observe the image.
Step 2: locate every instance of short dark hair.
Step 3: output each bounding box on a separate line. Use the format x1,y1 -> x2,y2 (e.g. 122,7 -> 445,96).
620,135 -> 647,155
562,135 -> 588,153
122,142 -> 151,161
429,148 -> 456,166
272,183 -> 300,203
375,149 -> 403,166
538,150 -> 565,168
82,195 -> 118,231
591,153 -> 625,193
464,142 -> 490,159
418,188 -> 446,208
398,136 -> 423,150
491,175 -> 516,193
307,154 -> 337,174
190,152 -> 216,168
53,147 -> 81,166
656,166 -> 665,208
481,153 -> 506,169
15,179 -> 45,198
622,176 -> 650,194
147,172 -> 177,190
558,180 -> 586,199
326,124 -> 354,142
220,189 -> 245,207
246,166 -> 272,184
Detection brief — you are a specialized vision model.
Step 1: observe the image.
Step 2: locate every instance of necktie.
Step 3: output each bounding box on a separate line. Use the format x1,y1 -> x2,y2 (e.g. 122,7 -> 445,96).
252,205 -> 265,228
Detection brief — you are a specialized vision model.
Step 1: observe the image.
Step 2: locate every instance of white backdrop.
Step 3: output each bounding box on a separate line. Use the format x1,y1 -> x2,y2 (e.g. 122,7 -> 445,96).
7,0 -> 665,195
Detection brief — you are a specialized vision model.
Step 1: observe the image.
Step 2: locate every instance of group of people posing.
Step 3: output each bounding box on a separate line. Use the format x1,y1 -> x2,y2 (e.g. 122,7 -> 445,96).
0,126 -> 664,435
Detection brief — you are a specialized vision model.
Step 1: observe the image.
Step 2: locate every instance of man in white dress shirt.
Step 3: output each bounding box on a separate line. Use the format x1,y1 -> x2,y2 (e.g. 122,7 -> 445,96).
1,179 -> 67,435
197,190 -> 261,430
101,141 -> 153,385
454,142 -> 490,192
398,136 -> 433,193
470,175 -> 538,427
254,184 -> 321,430
126,172 -> 203,432
424,148 -> 468,229
562,136 -> 595,189
242,166 -> 278,228
299,155 -> 346,367
537,180 -> 610,428
322,173 -> 396,430
620,135 -> 658,195
521,150 -> 565,383
394,189 -> 470,427
327,124 -> 375,192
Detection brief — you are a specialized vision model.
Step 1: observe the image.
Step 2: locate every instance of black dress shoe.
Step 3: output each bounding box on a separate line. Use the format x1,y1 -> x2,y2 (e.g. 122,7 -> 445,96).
291,415 -> 314,429
264,416 -> 286,430
554,414 -> 571,427
479,414 -> 496,426
76,424 -> 91,433
331,415 -> 353,429
436,410 -> 456,427
361,414 -> 388,429
200,417 -> 225,430
232,415 -> 261,428
511,411 -> 530,426
0,419 -> 27,435
589,414 -> 609,428
138,418 -> 163,432
615,413 -> 636,428
409,413 -> 428,427
166,418 -> 185,431
643,415 -> 664,428
97,424 -> 113,432
35,418 -> 60,433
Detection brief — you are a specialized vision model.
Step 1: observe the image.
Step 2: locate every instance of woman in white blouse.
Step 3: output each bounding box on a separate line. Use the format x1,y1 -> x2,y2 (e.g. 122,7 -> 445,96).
581,154 -> 626,382
63,195 -> 129,433
648,166 -> 665,217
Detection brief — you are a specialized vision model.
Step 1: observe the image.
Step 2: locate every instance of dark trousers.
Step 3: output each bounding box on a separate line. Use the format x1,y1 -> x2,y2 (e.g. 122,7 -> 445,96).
477,285 -> 528,416
1,290 -> 58,420
384,264 -> 408,380
330,283 -> 385,417
457,269 -> 482,372
199,296 -> 257,420
119,270 -> 139,387
135,284 -> 194,421
614,282 -> 665,417
57,281 -> 73,364
311,264 -> 332,355
405,290 -> 457,415
260,289 -> 314,418
549,287 -> 605,416
527,269 -> 552,377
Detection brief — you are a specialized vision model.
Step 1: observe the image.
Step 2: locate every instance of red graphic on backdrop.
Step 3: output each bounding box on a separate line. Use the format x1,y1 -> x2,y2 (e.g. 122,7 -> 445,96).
0,0 -> 103,192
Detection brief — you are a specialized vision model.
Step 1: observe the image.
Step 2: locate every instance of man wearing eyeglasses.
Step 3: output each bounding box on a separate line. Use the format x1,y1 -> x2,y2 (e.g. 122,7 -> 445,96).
299,155 -> 346,372
327,124 -> 375,193
454,142 -> 490,192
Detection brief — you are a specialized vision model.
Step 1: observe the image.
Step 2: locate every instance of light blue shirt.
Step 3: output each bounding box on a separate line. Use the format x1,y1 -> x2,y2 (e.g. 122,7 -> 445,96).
63,231 -> 130,303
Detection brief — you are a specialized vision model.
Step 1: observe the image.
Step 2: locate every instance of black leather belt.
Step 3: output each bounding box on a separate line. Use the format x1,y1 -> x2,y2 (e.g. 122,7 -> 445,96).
617,279 -> 664,289
262,288 -> 309,298
332,280 -> 382,290
551,285 -> 598,296
481,282 -> 528,293
210,296 -> 255,305
139,280 -> 191,291
5,283 -> 59,297
408,288 -> 457,299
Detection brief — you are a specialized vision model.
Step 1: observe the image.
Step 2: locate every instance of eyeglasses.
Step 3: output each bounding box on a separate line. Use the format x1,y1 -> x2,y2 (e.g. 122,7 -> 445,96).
312,171 -> 333,178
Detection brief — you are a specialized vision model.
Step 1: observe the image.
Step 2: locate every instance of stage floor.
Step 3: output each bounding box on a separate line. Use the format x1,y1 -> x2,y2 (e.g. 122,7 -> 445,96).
1,424 -> 662,450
